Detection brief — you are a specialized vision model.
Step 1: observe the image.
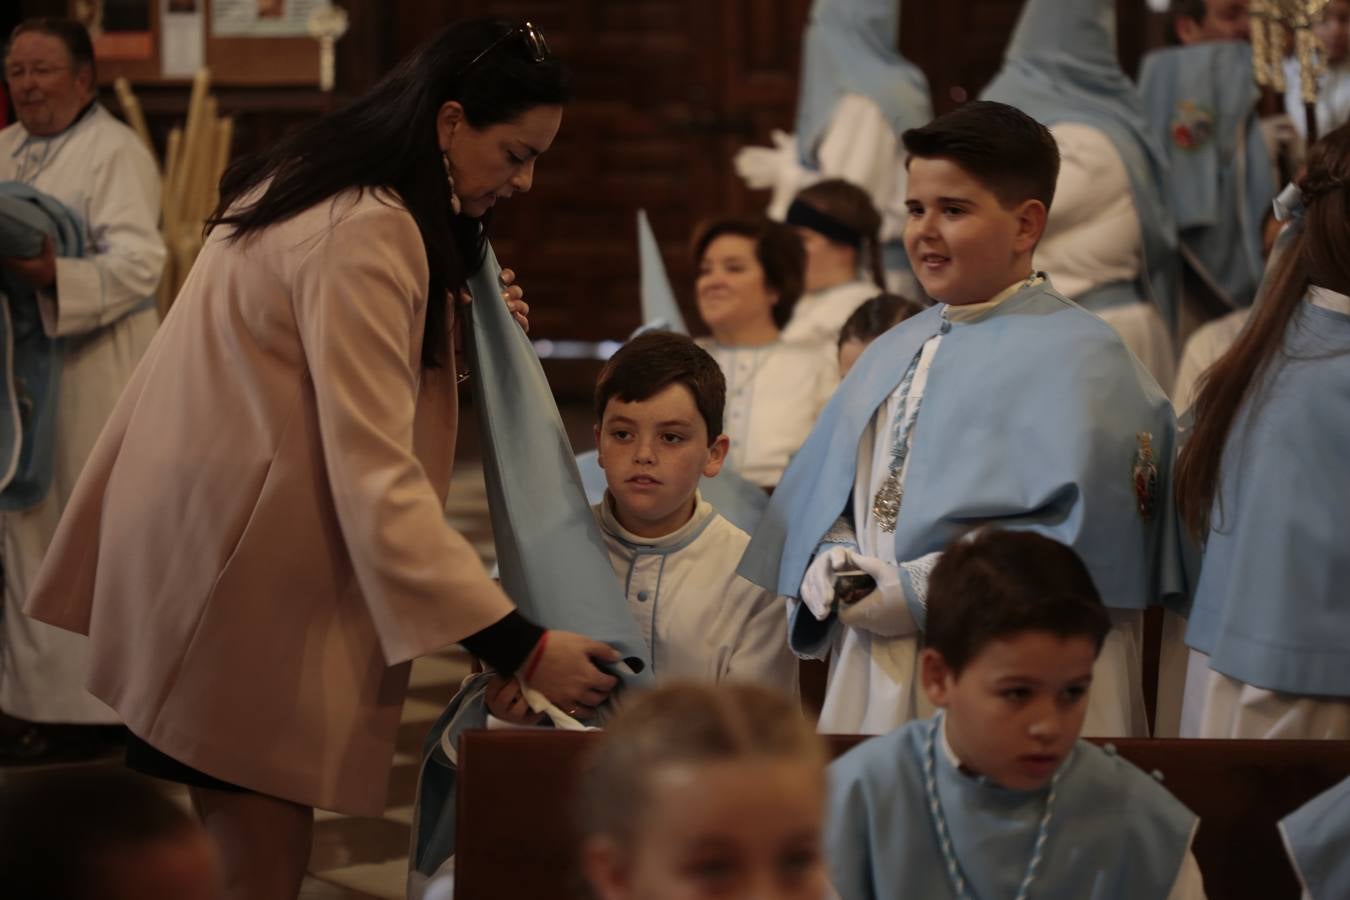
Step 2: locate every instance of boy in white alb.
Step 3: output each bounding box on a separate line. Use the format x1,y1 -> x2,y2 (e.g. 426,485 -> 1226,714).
485,332 -> 795,722
739,102 -> 1182,739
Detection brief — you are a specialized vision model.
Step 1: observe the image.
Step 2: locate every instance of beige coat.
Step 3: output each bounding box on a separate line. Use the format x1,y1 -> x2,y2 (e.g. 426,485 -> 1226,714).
25,189 -> 514,815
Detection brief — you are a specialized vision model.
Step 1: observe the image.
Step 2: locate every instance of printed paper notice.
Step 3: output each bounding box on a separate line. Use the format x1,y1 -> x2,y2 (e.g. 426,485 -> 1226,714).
211,0 -> 332,38
161,0 -> 204,78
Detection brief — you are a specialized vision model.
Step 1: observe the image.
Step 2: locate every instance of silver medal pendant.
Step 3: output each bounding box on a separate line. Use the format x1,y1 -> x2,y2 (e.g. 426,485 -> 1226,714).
871,471 -> 903,533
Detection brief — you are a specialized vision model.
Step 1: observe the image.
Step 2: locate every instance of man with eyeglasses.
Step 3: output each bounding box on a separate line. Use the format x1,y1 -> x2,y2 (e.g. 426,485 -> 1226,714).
0,17 -> 163,764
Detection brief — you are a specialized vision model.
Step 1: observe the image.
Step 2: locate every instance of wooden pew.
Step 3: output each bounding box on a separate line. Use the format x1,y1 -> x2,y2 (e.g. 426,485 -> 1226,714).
454,730 -> 1350,900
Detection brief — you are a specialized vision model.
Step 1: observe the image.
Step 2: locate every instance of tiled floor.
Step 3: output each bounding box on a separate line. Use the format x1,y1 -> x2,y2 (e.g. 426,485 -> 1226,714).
303,455 -> 495,899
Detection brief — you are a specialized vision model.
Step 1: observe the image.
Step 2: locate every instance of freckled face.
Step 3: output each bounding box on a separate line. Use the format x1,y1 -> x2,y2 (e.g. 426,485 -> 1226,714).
595,383 -> 727,538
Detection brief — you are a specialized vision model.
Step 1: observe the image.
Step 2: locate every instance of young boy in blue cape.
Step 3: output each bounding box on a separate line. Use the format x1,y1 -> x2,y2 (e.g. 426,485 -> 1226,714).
738,100 -> 1182,738
825,528 -> 1206,900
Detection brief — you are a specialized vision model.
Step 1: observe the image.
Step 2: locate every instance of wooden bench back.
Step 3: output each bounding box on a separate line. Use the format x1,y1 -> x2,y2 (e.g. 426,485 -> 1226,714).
455,730 -> 1350,900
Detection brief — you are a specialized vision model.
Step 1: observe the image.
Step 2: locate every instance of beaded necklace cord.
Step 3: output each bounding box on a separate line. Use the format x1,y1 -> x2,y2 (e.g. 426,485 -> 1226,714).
922,714 -> 1060,900
870,272 -> 1044,534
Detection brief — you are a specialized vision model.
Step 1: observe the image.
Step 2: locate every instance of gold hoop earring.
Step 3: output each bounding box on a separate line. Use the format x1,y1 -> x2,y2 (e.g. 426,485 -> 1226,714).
441,150 -> 463,215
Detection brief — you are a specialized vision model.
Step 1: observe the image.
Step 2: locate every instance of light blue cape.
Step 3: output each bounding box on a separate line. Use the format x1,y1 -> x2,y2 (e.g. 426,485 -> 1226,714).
979,0 -> 1181,333
1281,776 -> 1350,900
412,245 -> 662,877
737,280 -> 1187,657
1137,43 -> 1275,311
1184,297 -> 1350,696
827,718 -> 1197,899
0,183 -> 85,510
794,0 -> 932,166
465,243 -> 654,681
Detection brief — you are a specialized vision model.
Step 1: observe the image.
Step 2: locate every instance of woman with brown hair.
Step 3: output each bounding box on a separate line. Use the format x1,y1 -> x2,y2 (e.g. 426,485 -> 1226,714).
783,179 -> 897,356
1175,122 -> 1350,740
693,216 -> 836,489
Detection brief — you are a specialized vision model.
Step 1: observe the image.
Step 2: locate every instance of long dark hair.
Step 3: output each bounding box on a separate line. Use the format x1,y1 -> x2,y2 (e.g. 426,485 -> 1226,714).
1176,122 -> 1350,539
207,18 -> 570,369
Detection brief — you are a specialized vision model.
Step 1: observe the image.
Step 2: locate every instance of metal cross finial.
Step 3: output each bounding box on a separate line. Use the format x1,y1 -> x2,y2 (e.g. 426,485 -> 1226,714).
307,4 -> 351,93
1251,0 -> 1332,142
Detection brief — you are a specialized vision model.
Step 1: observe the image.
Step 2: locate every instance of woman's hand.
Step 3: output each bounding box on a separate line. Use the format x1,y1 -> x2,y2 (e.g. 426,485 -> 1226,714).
519,630 -> 621,719
500,268 -> 529,332
484,674 -> 546,725
454,268 -> 529,332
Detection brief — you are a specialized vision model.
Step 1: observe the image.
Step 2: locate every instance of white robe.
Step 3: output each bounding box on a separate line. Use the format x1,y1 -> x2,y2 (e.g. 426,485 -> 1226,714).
1173,308 -> 1251,414
781,278 -> 881,361
698,338 -> 836,489
815,281 -> 1148,738
1037,123 -> 1176,394
0,105 -> 163,722
596,494 -> 796,691
1284,57 -> 1350,142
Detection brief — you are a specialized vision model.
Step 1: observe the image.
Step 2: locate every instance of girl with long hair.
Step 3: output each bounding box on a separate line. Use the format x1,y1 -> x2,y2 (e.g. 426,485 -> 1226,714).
23,18 -> 621,898
783,178 -> 899,356
1176,122 -> 1350,740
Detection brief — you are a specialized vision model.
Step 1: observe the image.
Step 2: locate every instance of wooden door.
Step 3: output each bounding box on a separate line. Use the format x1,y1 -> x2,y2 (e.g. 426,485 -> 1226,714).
390,1 -> 812,395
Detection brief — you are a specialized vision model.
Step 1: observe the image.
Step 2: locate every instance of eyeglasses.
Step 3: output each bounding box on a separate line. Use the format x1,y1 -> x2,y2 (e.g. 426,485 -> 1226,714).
4,63 -> 69,80
460,21 -> 550,78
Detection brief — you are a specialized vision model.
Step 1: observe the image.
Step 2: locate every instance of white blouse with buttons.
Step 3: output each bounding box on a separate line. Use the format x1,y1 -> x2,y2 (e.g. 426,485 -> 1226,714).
698,337 -> 837,489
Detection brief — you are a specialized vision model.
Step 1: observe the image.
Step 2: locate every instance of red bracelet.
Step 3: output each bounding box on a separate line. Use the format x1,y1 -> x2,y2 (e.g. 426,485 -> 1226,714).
522,631 -> 549,683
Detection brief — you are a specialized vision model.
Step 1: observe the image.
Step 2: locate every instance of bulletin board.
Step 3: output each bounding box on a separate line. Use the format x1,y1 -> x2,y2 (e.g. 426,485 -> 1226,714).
72,0 -> 324,86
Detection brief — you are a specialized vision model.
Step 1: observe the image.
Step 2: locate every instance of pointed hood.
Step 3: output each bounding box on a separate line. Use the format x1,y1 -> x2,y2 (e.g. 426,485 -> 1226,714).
794,0 -> 932,166
466,243 -> 653,688
981,0 -> 1181,333
635,210 -> 687,335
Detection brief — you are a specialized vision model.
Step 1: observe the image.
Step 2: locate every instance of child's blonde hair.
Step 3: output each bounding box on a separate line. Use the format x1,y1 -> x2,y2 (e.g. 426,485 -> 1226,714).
577,682 -> 825,847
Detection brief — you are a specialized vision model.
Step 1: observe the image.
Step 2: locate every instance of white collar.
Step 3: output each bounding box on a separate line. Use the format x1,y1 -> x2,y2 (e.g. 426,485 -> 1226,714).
1309,285 -> 1350,315
598,490 -> 713,548
944,273 -> 1045,324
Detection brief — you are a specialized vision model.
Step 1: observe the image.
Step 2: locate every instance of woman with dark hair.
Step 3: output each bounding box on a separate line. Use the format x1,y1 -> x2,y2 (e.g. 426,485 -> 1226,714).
22,18 -> 619,898
1176,122 -> 1350,741
783,178 -> 890,355
693,216 -> 835,489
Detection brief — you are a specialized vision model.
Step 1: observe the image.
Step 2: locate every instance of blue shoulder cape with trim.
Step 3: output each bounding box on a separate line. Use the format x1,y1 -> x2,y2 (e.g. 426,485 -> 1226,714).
737,280 -> 1188,622
1184,297 -> 1350,696
826,718 -> 1197,900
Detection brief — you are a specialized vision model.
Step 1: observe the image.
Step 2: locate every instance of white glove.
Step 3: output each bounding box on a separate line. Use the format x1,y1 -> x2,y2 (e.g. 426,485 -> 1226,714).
799,545 -> 854,620
733,129 -> 803,190
835,553 -> 917,638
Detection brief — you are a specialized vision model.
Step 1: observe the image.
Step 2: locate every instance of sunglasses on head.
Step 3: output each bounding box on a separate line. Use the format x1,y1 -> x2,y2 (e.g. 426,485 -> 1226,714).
460,21 -> 550,77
